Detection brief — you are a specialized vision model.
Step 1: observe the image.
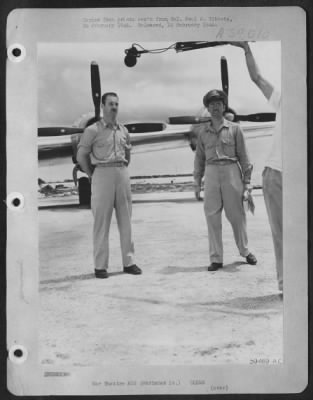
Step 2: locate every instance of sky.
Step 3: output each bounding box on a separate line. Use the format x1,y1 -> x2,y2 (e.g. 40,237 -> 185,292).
38,41 -> 281,126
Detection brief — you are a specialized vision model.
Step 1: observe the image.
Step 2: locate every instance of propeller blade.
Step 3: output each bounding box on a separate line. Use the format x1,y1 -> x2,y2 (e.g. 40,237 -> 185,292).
221,56 -> 229,96
124,122 -> 166,133
168,116 -> 211,125
237,113 -> 276,122
38,127 -> 84,137
91,61 -> 101,121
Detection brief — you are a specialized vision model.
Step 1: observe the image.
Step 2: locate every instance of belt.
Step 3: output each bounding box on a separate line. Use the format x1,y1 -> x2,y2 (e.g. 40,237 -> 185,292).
95,161 -> 126,168
206,159 -> 237,166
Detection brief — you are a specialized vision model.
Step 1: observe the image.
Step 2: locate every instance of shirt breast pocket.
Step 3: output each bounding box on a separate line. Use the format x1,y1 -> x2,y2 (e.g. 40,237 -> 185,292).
92,137 -> 111,160
221,135 -> 236,157
204,136 -> 217,156
205,140 -> 215,148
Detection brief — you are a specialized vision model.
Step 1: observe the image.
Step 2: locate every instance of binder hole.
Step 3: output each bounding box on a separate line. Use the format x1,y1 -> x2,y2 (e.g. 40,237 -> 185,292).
6,192 -> 24,210
8,345 -> 27,364
12,198 -> 21,207
7,44 -> 26,62
14,349 -> 23,358
12,48 -> 22,57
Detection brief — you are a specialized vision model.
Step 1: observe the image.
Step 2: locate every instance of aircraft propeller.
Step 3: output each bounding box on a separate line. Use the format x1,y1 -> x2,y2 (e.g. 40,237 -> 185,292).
221,56 -> 229,96
168,55 -> 276,124
91,61 -> 101,121
38,47 -> 276,142
38,127 -> 84,137
38,61 -> 102,138
168,112 -> 276,125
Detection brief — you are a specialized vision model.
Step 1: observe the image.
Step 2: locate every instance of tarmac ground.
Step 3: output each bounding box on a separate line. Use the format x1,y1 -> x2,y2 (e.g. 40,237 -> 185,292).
39,191 -> 283,367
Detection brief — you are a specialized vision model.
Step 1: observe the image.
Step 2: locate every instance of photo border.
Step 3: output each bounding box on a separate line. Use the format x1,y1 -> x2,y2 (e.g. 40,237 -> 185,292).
1,0 -> 312,398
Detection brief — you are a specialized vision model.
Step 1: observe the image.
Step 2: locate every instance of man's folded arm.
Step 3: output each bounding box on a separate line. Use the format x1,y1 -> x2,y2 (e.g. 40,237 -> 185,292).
77,146 -> 94,178
77,128 -> 95,178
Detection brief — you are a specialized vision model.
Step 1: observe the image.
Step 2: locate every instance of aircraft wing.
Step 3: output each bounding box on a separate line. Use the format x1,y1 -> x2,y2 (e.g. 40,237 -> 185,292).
130,124 -> 191,153
240,122 -> 275,138
38,134 -> 73,151
38,123 -> 193,158
38,121 -> 275,160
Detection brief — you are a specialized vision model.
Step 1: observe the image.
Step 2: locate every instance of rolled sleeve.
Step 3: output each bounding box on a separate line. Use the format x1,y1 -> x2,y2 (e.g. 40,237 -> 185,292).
235,126 -> 253,184
77,126 -> 96,154
193,132 -> 206,187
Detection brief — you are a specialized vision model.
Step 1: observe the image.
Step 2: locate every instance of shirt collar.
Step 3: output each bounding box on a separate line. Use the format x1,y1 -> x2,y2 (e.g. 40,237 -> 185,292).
205,118 -> 230,133
101,119 -> 120,129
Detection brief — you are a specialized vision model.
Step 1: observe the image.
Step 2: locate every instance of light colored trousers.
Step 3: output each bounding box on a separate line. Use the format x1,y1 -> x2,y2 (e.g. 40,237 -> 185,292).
204,163 -> 249,263
262,167 -> 283,291
91,165 -> 135,270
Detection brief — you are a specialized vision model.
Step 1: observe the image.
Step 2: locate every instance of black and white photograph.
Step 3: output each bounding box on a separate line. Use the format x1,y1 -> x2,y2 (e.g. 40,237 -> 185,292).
38,40 -> 283,362
6,7 -> 307,396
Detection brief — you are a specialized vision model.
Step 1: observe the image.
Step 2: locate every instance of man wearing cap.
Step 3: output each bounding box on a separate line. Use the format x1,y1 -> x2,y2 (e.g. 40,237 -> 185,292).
194,89 -> 257,271
77,92 -> 142,279
230,42 -> 282,293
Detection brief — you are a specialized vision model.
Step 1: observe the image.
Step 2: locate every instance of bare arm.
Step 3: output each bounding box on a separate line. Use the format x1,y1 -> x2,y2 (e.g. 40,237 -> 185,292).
230,42 -> 274,100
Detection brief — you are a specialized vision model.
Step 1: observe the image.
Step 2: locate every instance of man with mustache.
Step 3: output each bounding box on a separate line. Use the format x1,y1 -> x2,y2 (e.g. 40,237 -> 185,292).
194,89 -> 257,271
77,92 -> 141,279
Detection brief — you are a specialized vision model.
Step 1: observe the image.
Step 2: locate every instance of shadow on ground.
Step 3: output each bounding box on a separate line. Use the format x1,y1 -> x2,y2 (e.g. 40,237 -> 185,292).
40,271 -> 124,285
160,261 -> 247,275
195,294 -> 283,312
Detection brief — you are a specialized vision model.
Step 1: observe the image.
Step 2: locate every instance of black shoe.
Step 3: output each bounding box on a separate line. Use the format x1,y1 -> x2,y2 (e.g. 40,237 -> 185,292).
123,264 -> 142,275
208,263 -> 223,271
95,269 -> 109,279
246,253 -> 257,265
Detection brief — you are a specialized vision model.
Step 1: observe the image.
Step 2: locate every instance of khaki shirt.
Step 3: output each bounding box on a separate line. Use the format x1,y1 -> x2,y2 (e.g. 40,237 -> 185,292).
78,120 -> 131,165
193,118 -> 253,186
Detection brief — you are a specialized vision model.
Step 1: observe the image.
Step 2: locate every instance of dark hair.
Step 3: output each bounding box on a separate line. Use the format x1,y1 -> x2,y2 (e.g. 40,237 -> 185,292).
101,92 -> 118,105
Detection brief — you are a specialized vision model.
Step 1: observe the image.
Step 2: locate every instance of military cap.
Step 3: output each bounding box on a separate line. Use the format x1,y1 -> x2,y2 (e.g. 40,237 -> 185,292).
203,90 -> 228,107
